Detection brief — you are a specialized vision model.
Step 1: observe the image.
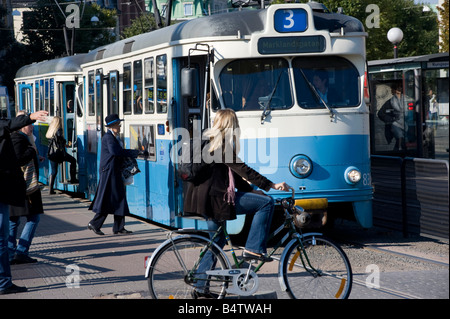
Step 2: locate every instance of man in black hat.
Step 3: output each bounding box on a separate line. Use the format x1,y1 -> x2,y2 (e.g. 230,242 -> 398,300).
88,114 -> 139,235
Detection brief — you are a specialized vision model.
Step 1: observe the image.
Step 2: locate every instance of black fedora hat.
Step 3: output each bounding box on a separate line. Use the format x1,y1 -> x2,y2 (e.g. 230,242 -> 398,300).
105,114 -> 123,127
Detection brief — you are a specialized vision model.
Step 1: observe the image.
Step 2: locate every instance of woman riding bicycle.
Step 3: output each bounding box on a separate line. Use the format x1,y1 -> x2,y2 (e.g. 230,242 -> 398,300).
184,108 -> 291,263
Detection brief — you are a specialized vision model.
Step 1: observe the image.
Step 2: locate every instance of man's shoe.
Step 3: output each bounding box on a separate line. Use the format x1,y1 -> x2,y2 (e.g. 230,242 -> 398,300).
11,254 -> 37,265
0,284 -> 28,295
88,223 -> 105,235
114,229 -> 132,235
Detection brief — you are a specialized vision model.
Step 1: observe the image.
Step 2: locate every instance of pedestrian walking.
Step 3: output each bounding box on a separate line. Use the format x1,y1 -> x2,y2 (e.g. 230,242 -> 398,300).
88,114 -> 140,235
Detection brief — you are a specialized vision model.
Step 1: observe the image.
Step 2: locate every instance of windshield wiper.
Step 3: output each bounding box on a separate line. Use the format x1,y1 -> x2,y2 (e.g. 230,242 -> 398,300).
259,70 -> 283,124
298,68 -> 335,120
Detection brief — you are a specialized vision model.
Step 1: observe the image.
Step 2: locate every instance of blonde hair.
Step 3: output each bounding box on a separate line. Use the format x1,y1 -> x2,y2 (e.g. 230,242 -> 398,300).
45,116 -> 62,139
203,108 -> 241,155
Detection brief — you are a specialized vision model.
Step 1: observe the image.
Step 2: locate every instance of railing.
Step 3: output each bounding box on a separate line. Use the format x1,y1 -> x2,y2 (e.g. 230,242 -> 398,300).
371,155 -> 449,239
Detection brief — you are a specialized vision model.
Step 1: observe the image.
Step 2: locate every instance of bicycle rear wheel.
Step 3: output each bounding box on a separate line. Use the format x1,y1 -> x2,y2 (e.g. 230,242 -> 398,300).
147,236 -> 230,299
281,235 -> 352,299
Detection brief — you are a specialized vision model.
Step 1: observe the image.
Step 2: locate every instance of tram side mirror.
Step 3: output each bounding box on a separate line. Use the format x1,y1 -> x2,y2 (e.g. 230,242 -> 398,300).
181,67 -> 197,98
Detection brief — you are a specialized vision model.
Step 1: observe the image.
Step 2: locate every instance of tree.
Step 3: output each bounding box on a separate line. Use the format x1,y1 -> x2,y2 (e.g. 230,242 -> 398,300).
21,1 -> 117,60
121,13 -> 158,39
437,0 -> 449,52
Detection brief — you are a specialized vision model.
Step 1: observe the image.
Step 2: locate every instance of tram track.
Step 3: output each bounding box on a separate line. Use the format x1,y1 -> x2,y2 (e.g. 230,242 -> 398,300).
337,238 -> 450,268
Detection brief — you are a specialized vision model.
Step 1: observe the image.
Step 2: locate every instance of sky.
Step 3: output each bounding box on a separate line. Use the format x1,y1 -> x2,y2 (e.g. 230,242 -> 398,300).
416,0 -> 439,4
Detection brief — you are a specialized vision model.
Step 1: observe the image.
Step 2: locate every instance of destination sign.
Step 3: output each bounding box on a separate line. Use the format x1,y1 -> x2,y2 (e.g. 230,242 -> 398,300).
274,9 -> 308,33
257,36 -> 325,54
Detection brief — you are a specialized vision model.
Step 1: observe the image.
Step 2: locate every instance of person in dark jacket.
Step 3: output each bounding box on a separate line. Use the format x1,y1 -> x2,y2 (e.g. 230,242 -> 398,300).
184,108 -> 291,298
184,109 -> 291,257
9,112 -> 44,264
0,110 -> 47,295
45,116 -> 78,194
88,114 -> 139,235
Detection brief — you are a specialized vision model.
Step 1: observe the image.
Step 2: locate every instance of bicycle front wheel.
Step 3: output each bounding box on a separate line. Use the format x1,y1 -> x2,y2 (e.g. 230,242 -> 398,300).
281,235 -> 352,299
147,236 -> 230,299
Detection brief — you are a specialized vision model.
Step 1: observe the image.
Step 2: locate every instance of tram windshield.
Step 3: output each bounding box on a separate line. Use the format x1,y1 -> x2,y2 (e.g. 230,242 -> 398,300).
292,56 -> 360,109
218,58 -> 292,112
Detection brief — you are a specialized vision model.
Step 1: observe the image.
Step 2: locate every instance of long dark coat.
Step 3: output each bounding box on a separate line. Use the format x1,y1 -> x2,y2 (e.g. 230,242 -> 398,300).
89,130 -> 139,216
9,131 -> 44,217
183,154 -> 273,222
0,115 -> 34,206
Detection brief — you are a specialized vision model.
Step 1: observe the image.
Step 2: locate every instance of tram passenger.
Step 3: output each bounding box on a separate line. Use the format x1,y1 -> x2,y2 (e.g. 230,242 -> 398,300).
377,83 -> 407,151
45,116 -> 78,194
183,108 -> 291,298
87,114 -> 139,235
312,69 -> 339,105
9,111 -> 44,264
0,110 -> 47,295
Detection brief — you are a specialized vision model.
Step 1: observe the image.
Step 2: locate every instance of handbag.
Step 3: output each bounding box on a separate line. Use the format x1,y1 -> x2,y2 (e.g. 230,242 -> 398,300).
121,157 -> 141,185
47,137 -> 65,163
22,160 -> 39,195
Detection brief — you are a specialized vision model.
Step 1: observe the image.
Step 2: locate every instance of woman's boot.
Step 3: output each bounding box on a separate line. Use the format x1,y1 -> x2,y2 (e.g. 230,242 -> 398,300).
48,174 -> 56,194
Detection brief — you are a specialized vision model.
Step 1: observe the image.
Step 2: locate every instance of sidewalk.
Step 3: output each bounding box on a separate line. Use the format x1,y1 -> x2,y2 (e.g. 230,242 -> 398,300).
1,189 -> 168,299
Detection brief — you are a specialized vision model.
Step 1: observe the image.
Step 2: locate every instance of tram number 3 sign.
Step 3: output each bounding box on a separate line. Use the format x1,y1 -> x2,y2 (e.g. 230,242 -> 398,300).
274,9 -> 308,33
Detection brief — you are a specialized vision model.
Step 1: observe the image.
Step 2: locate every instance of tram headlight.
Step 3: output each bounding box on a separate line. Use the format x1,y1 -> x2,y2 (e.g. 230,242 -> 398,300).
345,167 -> 361,185
290,155 -> 313,179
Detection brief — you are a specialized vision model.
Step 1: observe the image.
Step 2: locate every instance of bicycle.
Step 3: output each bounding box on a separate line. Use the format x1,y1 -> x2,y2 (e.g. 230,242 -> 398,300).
145,190 -> 352,299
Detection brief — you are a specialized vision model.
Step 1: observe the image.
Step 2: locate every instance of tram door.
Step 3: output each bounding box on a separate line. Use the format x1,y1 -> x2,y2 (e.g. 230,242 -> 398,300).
61,83 -> 78,184
176,54 -> 210,216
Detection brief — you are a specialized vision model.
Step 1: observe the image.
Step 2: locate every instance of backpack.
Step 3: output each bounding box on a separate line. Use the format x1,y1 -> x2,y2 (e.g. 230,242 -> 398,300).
178,139 -> 213,185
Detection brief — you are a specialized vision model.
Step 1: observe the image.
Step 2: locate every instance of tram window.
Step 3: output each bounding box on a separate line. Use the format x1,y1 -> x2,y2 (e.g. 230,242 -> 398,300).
39,80 -> 44,111
218,58 -> 292,112
88,71 -> 95,116
144,57 -> 155,113
292,56 -> 360,109
156,54 -> 167,113
20,87 -> 32,113
49,79 -> 54,115
44,79 -> 49,113
133,60 -> 143,114
123,63 -> 132,114
109,71 -> 119,115
34,81 -> 39,110
371,79 -> 416,154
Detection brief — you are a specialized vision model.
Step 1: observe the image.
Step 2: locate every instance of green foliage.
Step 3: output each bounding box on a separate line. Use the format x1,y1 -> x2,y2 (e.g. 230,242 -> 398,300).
318,0 -> 439,60
21,1 -> 117,59
121,13 -> 158,39
269,0 -> 439,60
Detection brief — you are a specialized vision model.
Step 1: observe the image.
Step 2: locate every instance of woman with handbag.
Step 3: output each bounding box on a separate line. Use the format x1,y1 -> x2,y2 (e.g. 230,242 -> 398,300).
45,116 -> 78,194
8,112 -> 44,264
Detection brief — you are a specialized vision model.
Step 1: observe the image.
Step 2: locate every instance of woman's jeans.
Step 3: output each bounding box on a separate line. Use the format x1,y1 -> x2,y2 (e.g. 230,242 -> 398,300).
0,203 -> 12,291
8,214 -> 40,259
195,191 -> 274,292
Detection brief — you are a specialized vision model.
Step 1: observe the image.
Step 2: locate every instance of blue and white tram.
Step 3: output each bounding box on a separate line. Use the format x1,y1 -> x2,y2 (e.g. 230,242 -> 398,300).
15,3 -> 372,232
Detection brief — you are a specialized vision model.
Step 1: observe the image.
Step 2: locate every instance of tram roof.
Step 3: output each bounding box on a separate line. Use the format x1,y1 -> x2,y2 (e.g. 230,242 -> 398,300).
368,52 -> 449,68
16,5 -> 364,78
15,53 -> 96,79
